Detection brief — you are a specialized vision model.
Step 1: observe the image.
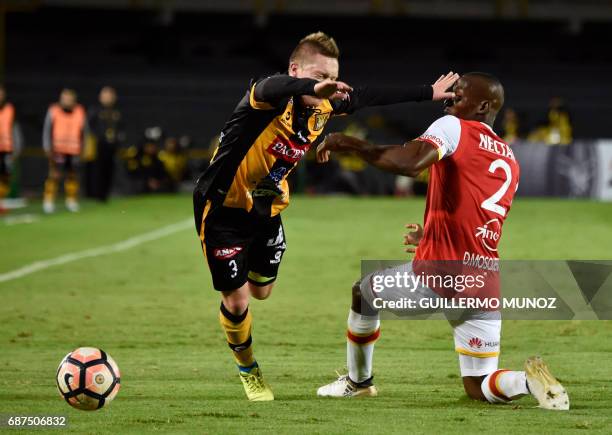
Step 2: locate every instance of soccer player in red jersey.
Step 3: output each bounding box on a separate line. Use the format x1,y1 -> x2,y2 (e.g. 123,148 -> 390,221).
316,73 -> 569,410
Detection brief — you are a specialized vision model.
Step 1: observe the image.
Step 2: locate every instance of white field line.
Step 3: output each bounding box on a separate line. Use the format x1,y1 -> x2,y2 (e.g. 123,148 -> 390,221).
3,213 -> 40,226
0,218 -> 193,284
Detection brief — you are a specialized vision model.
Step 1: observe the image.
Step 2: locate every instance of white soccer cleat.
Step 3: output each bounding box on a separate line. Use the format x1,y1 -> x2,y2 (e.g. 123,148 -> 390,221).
43,200 -> 55,214
65,199 -> 80,213
317,374 -> 378,398
525,356 -> 569,411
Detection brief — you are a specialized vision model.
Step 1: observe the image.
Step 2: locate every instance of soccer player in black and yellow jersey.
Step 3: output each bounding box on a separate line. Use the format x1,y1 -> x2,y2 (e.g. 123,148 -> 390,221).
193,31 -> 458,401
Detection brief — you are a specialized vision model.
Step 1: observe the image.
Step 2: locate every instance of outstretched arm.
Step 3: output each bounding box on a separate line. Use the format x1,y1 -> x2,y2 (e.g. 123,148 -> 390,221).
252,75 -> 352,106
316,133 -> 439,177
332,72 -> 458,115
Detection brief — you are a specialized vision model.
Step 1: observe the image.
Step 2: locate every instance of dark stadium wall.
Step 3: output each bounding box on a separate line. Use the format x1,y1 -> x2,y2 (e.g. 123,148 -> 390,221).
4,6 -> 612,193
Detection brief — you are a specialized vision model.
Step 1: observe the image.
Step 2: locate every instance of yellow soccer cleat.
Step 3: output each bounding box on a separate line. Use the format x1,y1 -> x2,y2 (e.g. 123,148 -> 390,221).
525,356 -> 569,411
239,367 -> 274,401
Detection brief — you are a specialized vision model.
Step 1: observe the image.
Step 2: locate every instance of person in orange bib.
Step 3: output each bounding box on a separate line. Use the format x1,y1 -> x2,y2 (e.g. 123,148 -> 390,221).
42,88 -> 89,213
0,85 -> 24,209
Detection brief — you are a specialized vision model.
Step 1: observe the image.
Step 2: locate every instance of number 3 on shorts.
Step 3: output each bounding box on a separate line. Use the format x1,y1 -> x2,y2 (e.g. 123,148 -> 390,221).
229,259 -> 238,278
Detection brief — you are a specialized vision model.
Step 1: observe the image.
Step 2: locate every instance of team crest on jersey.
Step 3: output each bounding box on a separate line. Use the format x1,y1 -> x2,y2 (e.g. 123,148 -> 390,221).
475,218 -> 501,252
213,246 -> 243,259
313,112 -> 330,131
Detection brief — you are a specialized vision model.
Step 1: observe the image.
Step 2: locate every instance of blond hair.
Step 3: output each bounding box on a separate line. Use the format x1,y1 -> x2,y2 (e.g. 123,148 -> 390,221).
289,31 -> 339,64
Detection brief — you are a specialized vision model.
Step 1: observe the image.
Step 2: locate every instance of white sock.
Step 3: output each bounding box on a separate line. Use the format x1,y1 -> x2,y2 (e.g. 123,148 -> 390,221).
347,309 -> 380,384
481,370 -> 529,403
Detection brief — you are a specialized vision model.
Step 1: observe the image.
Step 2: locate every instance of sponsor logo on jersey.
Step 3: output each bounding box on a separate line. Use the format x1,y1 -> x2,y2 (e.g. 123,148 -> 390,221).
468,337 -> 483,348
269,250 -> 283,264
463,251 -> 500,271
475,218 -> 501,251
213,246 -> 243,259
419,134 -> 444,150
478,133 -> 515,160
267,135 -> 310,163
313,112 -> 330,131
468,337 -> 500,349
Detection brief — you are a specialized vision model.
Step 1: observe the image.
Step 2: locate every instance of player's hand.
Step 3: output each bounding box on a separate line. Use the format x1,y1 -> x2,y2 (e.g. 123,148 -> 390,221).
316,132 -> 350,163
314,79 -> 353,101
403,223 -> 424,253
431,72 -> 459,101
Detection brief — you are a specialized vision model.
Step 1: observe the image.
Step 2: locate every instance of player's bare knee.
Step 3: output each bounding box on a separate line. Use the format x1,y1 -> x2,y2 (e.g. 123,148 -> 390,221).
221,287 -> 250,314
222,297 -> 249,314
463,376 -> 487,401
351,281 -> 363,313
250,283 -> 274,300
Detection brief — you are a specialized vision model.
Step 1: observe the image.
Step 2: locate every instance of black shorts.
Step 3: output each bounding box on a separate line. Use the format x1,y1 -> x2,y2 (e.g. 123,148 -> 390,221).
194,198 -> 287,292
50,153 -> 78,171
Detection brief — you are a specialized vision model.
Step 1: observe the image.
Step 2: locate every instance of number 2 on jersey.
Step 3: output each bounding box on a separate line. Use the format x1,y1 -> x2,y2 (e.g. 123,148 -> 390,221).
481,159 -> 512,217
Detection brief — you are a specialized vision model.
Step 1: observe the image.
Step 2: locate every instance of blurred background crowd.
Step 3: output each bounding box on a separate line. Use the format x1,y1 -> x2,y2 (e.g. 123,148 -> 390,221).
1,0 -> 611,212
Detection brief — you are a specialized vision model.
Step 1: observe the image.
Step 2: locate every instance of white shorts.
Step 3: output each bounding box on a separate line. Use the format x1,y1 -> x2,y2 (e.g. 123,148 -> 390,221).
450,318 -> 501,376
360,262 -> 501,377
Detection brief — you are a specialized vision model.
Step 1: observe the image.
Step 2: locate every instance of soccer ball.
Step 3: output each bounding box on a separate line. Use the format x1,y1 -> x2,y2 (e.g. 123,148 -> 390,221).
56,347 -> 121,410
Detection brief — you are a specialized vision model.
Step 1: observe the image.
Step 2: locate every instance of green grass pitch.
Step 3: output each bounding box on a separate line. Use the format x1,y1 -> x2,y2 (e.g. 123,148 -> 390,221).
1,195 -> 611,434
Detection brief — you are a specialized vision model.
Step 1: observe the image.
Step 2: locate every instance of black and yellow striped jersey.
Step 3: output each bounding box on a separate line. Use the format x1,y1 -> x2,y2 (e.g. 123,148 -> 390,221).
194,73 -> 433,218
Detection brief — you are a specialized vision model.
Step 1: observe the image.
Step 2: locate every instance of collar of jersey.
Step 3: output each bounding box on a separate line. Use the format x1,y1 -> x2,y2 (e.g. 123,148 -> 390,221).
479,122 -> 498,136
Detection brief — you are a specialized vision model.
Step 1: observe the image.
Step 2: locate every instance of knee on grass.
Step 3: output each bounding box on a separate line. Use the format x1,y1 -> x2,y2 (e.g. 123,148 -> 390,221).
351,280 -> 378,316
463,376 -> 487,401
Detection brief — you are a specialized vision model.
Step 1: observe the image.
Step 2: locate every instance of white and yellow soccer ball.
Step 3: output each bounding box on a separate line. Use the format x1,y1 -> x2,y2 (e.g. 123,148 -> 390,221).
56,347 -> 121,411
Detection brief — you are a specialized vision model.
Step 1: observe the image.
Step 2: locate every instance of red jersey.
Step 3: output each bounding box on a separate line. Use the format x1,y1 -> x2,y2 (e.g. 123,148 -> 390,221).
414,115 -> 520,266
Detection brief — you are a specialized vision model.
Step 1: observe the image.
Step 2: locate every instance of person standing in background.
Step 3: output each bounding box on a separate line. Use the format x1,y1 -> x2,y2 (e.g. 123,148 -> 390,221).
0,85 -> 24,209
545,97 -> 572,145
88,86 -> 124,201
159,136 -> 187,192
43,88 -> 88,213
527,97 -> 573,145
500,108 -> 520,144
